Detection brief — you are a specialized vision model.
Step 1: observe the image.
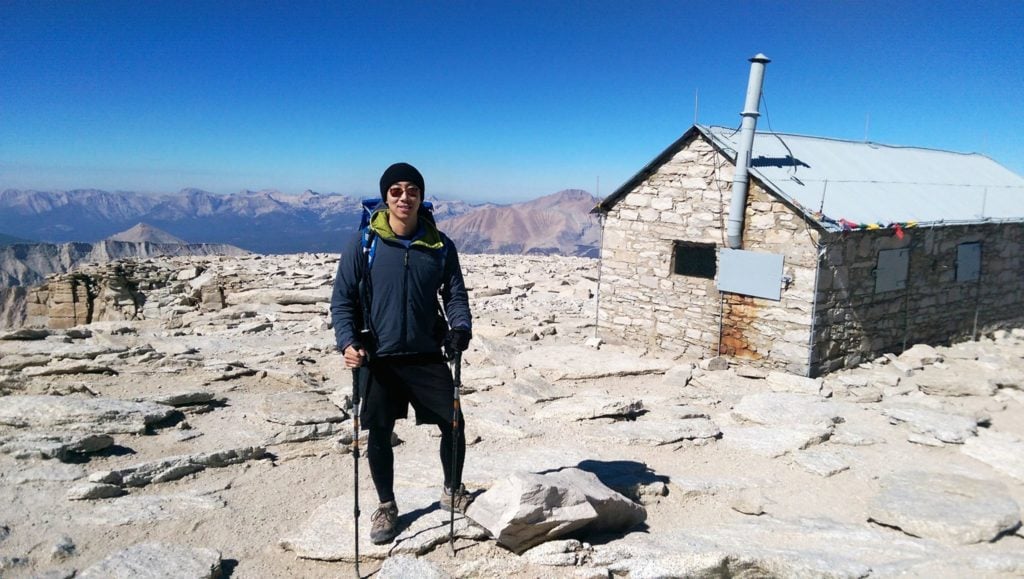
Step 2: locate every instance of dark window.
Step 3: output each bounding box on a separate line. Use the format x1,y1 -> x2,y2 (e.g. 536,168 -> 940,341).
672,242 -> 717,279
956,242 -> 982,282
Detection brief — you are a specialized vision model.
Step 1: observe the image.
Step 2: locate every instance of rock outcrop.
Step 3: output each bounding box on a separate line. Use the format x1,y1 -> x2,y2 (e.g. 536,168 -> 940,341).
0,239 -> 248,288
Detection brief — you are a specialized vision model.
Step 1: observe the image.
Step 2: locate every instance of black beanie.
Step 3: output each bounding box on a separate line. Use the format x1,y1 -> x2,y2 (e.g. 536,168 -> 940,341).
379,162 -> 425,200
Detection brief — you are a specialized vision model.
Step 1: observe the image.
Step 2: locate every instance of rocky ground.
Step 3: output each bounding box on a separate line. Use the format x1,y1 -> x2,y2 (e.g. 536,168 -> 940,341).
1,252 -> 1023,578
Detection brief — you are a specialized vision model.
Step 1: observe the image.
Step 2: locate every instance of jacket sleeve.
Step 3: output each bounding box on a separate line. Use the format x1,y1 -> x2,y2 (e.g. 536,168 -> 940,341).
329,235 -> 364,351
439,234 -> 472,331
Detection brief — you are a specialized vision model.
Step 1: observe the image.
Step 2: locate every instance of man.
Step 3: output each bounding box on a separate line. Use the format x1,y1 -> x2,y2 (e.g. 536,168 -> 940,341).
330,162 -> 473,545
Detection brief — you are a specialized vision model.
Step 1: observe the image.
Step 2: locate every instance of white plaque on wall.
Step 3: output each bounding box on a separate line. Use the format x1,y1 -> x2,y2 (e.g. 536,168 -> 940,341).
718,248 -> 785,301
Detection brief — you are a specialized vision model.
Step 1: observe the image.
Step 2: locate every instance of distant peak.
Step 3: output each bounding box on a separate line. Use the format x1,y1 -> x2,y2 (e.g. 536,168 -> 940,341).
519,189 -> 598,209
106,222 -> 188,244
551,189 -> 594,199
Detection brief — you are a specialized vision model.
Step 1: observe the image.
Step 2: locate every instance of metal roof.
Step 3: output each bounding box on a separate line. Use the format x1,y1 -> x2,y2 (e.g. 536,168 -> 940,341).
702,125 -> 1024,230
597,125 -> 1024,231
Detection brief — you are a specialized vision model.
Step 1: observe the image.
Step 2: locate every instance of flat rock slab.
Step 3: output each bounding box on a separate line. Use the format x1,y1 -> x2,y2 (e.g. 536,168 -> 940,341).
720,423 -> 833,458
466,402 -> 539,441
0,432 -> 114,460
257,391 -> 347,426
962,430 -> 1024,482
144,390 -> 217,407
765,371 -> 823,395
512,345 -> 672,381
21,360 -> 117,377
882,405 -> 977,444
6,462 -> 87,483
989,367 -> 1024,389
867,471 -> 1021,544
831,380 -> 884,403
77,542 -> 222,579
265,422 -> 348,445
830,425 -> 885,447
666,475 -> 766,499
898,344 -> 943,368
75,493 -> 227,526
460,364 -> 512,393
280,487 -> 487,562
147,339 -> 199,356
225,287 -> 331,306
0,354 -> 51,370
596,515 -> 942,579
68,482 -> 127,500
378,554 -> 452,579
522,538 -> 585,566
0,396 -> 174,434
914,372 -> 997,397
662,364 -> 695,387
791,448 -> 850,477
113,446 -> 266,488
534,394 -> 642,422
505,370 -> 573,404
0,341 -> 126,359
594,417 -> 720,446
0,328 -> 50,340
731,393 -> 842,429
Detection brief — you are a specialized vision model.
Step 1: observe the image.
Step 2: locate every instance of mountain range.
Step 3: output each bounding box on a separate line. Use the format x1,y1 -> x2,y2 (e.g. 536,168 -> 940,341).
0,188 -> 601,256
0,236 -> 248,288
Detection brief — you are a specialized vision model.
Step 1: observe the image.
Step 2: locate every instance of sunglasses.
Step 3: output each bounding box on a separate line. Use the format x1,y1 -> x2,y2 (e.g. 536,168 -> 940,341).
387,185 -> 421,198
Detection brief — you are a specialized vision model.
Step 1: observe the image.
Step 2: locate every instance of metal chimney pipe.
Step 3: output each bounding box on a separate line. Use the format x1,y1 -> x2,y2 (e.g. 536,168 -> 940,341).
726,53 -> 770,249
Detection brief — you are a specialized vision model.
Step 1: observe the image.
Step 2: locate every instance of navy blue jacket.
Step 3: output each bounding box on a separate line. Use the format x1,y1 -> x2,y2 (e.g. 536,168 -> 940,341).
330,211 -> 471,357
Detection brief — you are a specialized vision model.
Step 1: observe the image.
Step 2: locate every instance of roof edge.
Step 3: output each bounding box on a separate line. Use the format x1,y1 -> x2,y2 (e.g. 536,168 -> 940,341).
592,125 -> 702,214
819,216 -> 1024,233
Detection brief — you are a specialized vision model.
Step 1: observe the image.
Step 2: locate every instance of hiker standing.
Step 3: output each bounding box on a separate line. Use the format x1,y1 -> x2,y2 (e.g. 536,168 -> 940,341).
330,162 -> 473,545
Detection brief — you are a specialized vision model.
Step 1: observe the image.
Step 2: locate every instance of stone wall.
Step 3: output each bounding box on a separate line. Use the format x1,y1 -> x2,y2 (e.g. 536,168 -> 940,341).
812,222 -> 1024,374
597,134 -> 821,374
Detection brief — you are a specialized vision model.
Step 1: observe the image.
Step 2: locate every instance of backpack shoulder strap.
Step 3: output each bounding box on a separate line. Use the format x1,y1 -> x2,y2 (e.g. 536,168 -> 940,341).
360,227 -> 378,270
359,198 -> 383,270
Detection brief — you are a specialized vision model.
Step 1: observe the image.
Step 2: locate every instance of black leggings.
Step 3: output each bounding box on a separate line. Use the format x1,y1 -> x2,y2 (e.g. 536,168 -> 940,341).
367,418 -> 465,504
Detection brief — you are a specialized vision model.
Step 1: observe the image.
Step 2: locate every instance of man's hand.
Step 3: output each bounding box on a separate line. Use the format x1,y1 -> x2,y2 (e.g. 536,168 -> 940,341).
444,328 -> 471,359
343,344 -> 367,368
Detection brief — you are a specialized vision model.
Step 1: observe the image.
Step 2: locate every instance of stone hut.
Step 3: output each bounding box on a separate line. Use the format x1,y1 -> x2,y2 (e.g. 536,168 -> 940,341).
594,124 -> 1024,376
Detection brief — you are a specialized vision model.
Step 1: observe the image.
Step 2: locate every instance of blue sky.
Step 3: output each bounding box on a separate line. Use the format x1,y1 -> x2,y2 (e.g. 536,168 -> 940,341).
2,1 -> 1022,203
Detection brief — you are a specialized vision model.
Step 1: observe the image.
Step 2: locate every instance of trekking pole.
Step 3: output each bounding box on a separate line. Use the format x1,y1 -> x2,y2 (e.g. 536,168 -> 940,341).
448,351 -> 462,557
351,366 -> 363,579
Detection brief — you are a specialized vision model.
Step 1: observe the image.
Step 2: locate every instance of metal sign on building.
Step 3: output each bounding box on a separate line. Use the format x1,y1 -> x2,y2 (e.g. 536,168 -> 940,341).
718,248 -> 784,301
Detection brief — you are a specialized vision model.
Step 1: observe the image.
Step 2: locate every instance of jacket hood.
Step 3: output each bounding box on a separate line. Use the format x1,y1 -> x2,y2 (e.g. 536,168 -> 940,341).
369,209 -> 444,250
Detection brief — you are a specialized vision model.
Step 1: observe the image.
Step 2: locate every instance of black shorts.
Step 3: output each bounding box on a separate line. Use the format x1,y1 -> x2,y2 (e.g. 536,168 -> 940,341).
360,354 -> 458,430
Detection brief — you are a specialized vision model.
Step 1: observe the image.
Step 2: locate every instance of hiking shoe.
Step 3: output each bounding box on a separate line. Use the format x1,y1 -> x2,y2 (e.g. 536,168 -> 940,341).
440,484 -> 472,513
369,501 -> 399,544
